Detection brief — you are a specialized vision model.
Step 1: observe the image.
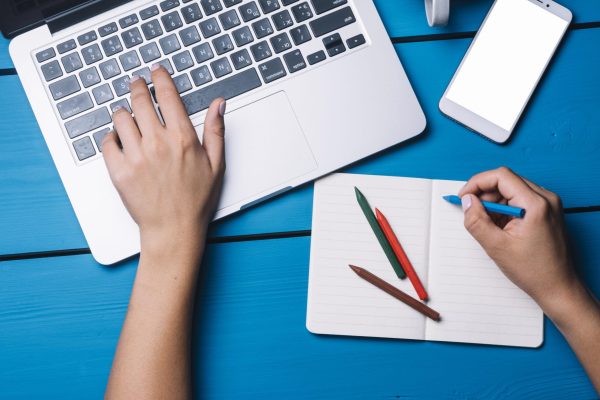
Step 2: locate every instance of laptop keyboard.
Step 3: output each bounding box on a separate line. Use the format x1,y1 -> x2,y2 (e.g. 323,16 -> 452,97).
34,0 -> 367,163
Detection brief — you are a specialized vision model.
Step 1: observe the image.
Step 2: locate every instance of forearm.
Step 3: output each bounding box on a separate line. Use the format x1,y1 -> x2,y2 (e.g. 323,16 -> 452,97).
105,228 -> 205,400
541,280 -> 600,394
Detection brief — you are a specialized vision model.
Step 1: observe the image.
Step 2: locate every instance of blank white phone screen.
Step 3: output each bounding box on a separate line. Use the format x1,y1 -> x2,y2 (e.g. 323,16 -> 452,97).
446,0 -> 568,131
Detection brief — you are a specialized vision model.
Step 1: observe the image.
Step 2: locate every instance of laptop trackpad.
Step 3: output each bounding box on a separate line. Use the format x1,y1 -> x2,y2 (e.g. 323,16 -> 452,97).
195,91 -> 317,210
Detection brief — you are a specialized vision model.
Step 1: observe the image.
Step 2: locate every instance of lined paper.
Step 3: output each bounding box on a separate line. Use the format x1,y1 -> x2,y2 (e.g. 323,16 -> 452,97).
307,173 -> 543,348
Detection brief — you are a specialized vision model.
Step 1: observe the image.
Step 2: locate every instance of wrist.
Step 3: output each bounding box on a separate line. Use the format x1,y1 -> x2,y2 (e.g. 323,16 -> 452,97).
538,277 -> 596,330
139,223 -> 206,269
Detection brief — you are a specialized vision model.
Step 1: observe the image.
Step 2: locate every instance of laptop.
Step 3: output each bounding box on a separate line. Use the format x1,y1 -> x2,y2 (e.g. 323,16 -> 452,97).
2,0 -> 426,265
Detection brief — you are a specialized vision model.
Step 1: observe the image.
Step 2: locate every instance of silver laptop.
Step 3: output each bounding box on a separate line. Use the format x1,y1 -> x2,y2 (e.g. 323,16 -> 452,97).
4,0 -> 426,264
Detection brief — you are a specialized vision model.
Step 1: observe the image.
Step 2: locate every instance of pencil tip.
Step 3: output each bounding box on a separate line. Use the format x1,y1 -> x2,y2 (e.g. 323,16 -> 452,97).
442,195 -> 451,202
348,264 -> 360,273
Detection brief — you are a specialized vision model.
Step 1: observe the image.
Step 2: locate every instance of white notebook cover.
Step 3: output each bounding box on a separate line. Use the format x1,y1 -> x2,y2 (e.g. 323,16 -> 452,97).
306,173 -> 543,348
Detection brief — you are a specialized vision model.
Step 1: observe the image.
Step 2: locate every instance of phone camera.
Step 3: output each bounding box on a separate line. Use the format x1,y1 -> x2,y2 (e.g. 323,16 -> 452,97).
546,4 -> 550,7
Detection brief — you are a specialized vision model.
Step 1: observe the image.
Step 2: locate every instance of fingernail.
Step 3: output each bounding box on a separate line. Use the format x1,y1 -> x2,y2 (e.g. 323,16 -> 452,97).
129,75 -> 141,86
461,195 -> 472,211
112,106 -> 123,113
218,100 -> 227,117
151,63 -> 162,71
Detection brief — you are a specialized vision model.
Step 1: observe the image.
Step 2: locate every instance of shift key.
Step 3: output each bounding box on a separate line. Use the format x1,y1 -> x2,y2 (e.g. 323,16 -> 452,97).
309,6 -> 356,37
65,107 -> 112,138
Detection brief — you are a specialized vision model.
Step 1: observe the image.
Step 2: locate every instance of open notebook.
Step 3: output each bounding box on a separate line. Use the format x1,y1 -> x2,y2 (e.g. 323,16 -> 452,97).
306,173 -> 543,348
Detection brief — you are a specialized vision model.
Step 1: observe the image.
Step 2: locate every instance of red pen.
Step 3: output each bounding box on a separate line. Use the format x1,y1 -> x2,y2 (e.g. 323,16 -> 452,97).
375,208 -> 429,301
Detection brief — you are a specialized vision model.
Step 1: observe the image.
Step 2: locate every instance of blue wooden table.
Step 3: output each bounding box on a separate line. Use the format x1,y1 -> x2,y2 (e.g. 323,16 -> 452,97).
1,1 -> 599,398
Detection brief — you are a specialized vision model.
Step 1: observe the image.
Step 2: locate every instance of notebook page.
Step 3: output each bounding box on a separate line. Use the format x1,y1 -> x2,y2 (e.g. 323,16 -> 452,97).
425,179 -> 543,347
307,173 -> 432,340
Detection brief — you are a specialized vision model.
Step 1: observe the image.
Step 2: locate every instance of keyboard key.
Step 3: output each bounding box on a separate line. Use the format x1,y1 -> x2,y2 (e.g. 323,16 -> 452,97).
141,19 -> 164,40
258,57 -> 286,83
212,34 -> 235,55
57,39 -> 77,54
210,57 -> 232,78
77,31 -> 97,45
82,44 -> 103,64
157,59 -> 175,74
201,0 -> 223,15
112,76 -> 131,96
230,49 -> 252,70
101,36 -> 124,56
65,107 -> 111,138
79,67 -> 101,87
310,6 -> 355,37
99,22 -> 118,37
92,83 -> 115,104
192,43 -> 214,63
162,11 -> 184,32
140,5 -> 160,20
310,0 -> 346,14
181,3 -> 203,23
239,1 -> 261,22
259,0 -> 280,14
292,2 -> 313,23
159,34 -> 181,55
190,65 -> 213,86
57,92 -> 94,120
173,74 -> 193,93
179,26 -> 201,46
93,127 -> 112,151
160,0 -> 180,11
36,48 -> 56,63
272,10 -> 293,31
270,32 -> 292,53
182,68 -> 261,115
61,53 -> 83,73
122,27 -> 144,48
322,32 -> 345,56
283,49 -> 306,73
119,14 -> 139,28
99,59 -> 121,79
140,42 -> 161,63
199,17 -> 221,38
282,0 -> 300,4
49,75 -> 80,100
73,136 -> 96,161
173,50 -> 194,71
41,60 -> 63,81
252,18 -> 274,39
223,0 -> 243,6
290,25 -> 311,45
120,51 -> 141,71
232,26 -> 254,46
347,33 -> 365,49
307,50 -> 326,65
219,9 -> 241,30
110,99 -> 132,113
132,67 -> 152,84
250,41 -> 272,61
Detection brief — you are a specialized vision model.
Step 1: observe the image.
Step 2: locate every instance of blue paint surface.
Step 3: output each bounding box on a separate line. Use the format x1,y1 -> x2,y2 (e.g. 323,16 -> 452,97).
1,212 -> 598,399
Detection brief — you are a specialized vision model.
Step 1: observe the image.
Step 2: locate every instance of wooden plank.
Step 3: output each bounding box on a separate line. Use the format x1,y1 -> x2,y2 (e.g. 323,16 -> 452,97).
2,27 -> 600,255
1,212 -> 598,399
1,1 -> 599,69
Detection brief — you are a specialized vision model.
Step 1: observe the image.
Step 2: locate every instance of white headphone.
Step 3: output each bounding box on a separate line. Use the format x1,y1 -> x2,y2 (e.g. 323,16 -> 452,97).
425,0 -> 450,27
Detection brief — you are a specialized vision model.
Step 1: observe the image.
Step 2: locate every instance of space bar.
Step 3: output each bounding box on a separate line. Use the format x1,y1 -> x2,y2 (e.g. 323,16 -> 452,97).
181,68 -> 262,115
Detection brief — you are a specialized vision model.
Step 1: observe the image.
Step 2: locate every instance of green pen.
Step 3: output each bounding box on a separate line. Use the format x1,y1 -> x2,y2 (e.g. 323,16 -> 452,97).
354,187 -> 406,279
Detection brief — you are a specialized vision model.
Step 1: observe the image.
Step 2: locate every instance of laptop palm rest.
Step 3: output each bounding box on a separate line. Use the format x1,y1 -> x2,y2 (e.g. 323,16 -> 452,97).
194,91 -> 318,210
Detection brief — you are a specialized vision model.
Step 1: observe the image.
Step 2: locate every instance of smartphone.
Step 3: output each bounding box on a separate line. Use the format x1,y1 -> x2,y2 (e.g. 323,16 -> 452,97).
439,0 -> 572,143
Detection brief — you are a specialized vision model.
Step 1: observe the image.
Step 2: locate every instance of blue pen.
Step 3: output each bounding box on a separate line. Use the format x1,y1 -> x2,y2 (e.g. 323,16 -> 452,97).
443,195 -> 526,218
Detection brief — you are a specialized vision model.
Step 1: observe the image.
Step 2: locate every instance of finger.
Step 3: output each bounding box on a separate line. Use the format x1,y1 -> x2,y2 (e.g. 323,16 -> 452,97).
151,64 -> 194,131
521,177 -> 563,212
461,194 -> 507,250
112,107 -> 141,155
102,131 -> 124,177
459,167 -> 539,207
479,190 -> 506,204
129,75 -> 162,135
202,98 -> 226,173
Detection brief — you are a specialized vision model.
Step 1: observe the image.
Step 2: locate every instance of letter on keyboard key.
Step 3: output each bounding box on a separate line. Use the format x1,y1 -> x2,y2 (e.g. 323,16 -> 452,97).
310,0 -> 347,14
113,76 -> 131,97
192,43 -> 215,63
258,0 -> 280,14
140,43 -> 161,63
239,1 -> 261,22
160,34 -> 181,55
211,57 -> 233,78
57,92 -> 94,120
191,65 -> 213,86
258,58 -> 287,83
220,9 -> 241,30
79,67 -> 101,88
93,83 -> 115,105
182,68 -> 262,115
49,75 -> 80,100
309,6 -> 355,37
120,51 -> 141,71
65,107 -> 112,139
73,136 -> 96,161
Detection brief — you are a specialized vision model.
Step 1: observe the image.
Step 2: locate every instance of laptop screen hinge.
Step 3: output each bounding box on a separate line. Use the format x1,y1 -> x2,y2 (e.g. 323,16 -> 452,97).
46,0 -> 132,35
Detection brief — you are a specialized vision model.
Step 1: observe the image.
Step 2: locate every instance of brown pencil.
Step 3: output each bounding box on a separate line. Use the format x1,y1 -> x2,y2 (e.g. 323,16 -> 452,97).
349,265 -> 441,322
